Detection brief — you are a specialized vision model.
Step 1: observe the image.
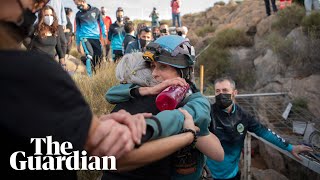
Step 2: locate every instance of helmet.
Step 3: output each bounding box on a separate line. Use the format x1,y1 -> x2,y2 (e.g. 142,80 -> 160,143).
142,35 -> 195,69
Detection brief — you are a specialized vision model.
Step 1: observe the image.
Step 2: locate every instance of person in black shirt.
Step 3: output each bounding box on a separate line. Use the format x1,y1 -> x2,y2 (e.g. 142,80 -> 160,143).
122,21 -> 136,53
64,7 -> 73,57
0,0 -> 151,179
28,6 -> 64,63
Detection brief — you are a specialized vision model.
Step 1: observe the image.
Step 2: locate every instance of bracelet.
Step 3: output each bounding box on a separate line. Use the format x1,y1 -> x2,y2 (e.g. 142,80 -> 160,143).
181,128 -> 197,147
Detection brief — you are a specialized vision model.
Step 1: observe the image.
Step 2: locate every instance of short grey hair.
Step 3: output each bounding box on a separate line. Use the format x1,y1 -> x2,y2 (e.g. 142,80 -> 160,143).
116,52 -> 158,87
214,76 -> 236,90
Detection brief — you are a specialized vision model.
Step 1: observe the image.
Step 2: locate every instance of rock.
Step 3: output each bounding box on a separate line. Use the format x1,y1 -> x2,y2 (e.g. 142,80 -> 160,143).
258,141 -> 286,174
256,15 -> 276,36
251,167 -> 289,180
65,55 -> 86,74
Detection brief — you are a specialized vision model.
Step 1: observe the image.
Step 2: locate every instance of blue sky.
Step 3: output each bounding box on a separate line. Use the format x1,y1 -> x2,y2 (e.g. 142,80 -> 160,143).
65,0 -> 229,22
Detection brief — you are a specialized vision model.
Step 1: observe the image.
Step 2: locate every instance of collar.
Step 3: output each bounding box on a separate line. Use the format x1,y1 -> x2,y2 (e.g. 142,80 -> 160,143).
222,103 -> 236,114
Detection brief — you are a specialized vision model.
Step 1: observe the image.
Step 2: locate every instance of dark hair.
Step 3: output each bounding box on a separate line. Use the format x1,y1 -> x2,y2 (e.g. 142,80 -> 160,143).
124,21 -> 135,33
139,26 -> 151,34
36,5 -> 59,39
117,7 -> 123,13
64,7 -> 73,16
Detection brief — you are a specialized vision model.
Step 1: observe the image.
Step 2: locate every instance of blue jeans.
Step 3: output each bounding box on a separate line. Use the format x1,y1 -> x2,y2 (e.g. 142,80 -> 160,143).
304,0 -> 320,15
172,13 -> 181,27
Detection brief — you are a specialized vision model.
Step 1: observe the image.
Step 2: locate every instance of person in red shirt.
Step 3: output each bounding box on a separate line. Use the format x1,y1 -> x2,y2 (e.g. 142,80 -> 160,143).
171,0 -> 182,27
100,6 -> 112,60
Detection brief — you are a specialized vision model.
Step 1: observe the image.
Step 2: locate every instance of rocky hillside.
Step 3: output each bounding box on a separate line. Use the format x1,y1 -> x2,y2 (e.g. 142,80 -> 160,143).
183,0 -> 320,117
182,0 -> 320,179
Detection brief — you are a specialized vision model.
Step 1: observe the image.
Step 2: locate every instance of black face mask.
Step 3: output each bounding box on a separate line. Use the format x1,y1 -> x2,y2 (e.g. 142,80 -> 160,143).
101,11 -> 106,15
77,5 -> 85,11
177,31 -> 183,36
6,2 -> 37,41
117,16 -> 123,22
139,39 -> 151,48
215,93 -> 233,109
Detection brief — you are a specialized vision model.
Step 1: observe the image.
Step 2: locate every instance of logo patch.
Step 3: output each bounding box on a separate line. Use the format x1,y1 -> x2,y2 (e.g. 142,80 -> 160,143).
237,123 -> 244,134
91,12 -> 96,18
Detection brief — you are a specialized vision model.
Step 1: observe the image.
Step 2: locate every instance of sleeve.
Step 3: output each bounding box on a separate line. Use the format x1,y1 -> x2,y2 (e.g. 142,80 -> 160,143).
177,0 -> 181,7
75,15 -> 81,46
108,24 -> 113,41
105,84 -> 140,104
247,114 -> 293,152
149,93 -> 211,140
97,9 -> 107,39
1,53 -> 92,151
125,42 -> 134,54
60,2 -> 67,26
55,35 -> 65,59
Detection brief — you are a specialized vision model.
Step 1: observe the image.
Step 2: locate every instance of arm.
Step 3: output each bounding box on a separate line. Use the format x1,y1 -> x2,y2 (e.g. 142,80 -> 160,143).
248,113 -> 312,159
108,24 -> 113,41
75,15 -> 81,47
116,108 -> 197,171
55,35 -> 65,62
105,78 -> 188,104
97,9 -> 107,39
117,132 -> 194,171
196,133 -> 224,161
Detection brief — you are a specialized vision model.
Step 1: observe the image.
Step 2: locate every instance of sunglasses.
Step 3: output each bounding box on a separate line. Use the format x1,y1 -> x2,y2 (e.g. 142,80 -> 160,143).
160,29 -> 167,33
33,0 -> 51,12
139,26 -> 152,33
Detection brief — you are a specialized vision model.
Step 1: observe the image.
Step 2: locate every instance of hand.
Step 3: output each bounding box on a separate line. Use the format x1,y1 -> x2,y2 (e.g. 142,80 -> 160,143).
99,110 -> 152,145
291,144 -> 313,160
178,108 -> 198,133
77,45 -> 85,56
140,77 -> 188,96
85,119 -> 135,159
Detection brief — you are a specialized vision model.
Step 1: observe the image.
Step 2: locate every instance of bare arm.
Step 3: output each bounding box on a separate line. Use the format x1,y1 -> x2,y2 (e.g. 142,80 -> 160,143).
196,133 -> 224,161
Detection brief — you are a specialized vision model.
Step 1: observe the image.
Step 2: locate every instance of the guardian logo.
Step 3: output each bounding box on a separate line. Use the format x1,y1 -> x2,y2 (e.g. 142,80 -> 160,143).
10,136 -> 116,170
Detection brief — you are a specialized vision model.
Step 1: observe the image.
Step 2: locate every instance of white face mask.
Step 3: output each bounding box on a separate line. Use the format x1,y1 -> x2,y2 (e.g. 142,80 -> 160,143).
182,35 -> 186,38
44,16 -> 54,26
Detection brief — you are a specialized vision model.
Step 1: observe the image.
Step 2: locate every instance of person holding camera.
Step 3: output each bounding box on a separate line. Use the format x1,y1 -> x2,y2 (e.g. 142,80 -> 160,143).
149,7 -> 160,28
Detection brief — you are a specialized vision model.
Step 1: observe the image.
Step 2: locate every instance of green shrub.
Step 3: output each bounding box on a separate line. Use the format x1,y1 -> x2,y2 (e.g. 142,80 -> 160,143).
196,46 -> 231,83
266,32 -> 295,66
214,28 -> 253,48
272,4 -> 305,35
292,97 -> 308,111
195,25 -> 216,37
301,12 -> 320,38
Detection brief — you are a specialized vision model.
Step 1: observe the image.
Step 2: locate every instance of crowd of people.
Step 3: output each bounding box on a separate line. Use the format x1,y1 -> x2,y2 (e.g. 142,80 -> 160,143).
1,0 -> 316,180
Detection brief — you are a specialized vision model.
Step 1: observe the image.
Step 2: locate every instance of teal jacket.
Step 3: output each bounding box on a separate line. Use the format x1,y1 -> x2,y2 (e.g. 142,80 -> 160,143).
106,84 -> 211,138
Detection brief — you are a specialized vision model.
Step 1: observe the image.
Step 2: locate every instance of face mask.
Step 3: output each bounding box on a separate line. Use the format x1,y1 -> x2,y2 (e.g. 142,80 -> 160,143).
140,39 -> 151,48
215,93 -> 233,109
11,1 -> 37,40
182,35 -> 186,38
44,16 -> 54,26
177,31 -> 183,36
101,11 -> 106,15
117,16 -> 123,22
77,5 -> 84,11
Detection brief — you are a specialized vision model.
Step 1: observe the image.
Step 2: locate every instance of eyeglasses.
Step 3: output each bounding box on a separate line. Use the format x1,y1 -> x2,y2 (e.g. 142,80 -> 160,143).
33,0 -> 51,12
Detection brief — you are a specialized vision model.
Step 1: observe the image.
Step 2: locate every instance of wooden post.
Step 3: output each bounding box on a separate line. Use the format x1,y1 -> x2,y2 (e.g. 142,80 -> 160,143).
243,133 -> 252,180
200,65 -> 204,94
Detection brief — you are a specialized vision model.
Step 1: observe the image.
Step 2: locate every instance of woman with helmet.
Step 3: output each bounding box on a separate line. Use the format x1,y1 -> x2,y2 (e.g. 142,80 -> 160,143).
104,35 -> 224,179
